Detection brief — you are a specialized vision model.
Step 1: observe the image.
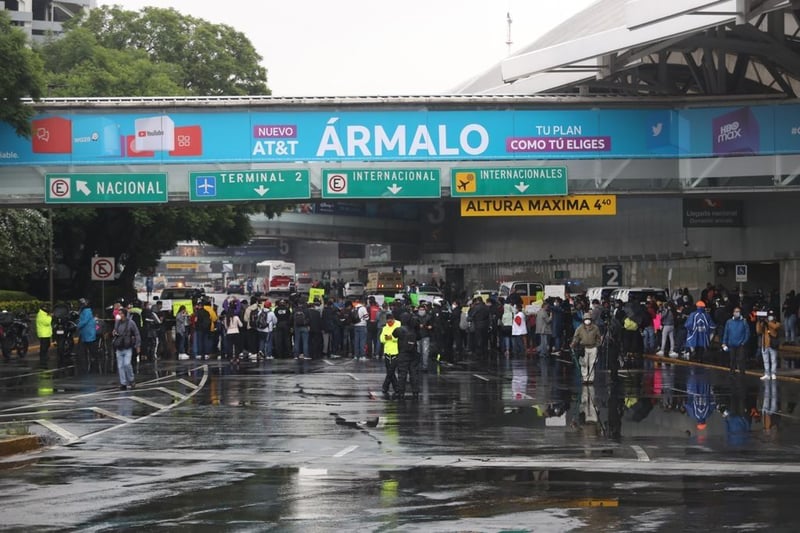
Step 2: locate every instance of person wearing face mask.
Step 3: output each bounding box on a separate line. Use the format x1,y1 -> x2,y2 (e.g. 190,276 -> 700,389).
721,307 -> 750,374
416,302 -> 433,372
571,313 -> 603,384
379,312 -> 401,398
756,311 -> 781,380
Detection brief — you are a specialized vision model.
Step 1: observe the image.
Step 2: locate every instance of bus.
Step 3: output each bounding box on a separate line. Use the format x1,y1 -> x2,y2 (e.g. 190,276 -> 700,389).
255,260 -> 296,295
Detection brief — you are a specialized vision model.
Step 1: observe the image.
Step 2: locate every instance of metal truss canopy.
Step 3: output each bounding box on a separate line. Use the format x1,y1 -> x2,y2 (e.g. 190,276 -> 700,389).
459,0 -> 800,98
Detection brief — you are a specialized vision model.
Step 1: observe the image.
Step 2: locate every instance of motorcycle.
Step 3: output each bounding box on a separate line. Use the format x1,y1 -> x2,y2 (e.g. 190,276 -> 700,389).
0,311 -> 29,360
52,304 -> 79,368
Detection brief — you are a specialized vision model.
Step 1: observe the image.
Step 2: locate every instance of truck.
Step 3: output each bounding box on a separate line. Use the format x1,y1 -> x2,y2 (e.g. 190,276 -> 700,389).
255,260 -> 296,296
365,271 -> 403,296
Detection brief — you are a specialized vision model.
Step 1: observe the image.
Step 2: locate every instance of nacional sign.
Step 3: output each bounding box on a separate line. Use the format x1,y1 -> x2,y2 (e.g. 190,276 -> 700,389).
460,195 -> 617,217
451,166 -> 567,197
322,168 -> 441,199
189,170 -> 310,201
46,173 -> 167,204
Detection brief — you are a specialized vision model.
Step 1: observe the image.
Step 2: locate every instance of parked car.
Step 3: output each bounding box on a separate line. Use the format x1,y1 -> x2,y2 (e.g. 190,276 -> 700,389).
344,281 -> 365,299
227,281 -> 245,295
472,289 -> 496,302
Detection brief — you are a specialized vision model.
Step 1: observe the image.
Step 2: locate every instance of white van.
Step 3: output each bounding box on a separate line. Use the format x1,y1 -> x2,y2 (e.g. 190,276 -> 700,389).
585,286 -> 620,303
609,287 -> 668,303
344,281 -> 365,299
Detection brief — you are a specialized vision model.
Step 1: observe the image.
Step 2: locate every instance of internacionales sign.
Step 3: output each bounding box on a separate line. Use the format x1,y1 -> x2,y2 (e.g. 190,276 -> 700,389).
460,195 -> 616,217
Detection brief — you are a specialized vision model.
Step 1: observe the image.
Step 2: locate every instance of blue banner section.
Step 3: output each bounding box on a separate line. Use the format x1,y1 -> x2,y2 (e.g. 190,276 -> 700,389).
1,103 -> 799,165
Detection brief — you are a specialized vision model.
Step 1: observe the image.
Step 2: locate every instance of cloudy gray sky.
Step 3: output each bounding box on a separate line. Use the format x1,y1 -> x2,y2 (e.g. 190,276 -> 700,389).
110,0 -> 597,96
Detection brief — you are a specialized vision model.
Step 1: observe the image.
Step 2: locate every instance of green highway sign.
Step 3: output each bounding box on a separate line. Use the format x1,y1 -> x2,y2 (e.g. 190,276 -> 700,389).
451,166 -> 568,197
189,170 -> 310,201
322,168 -> 441,199
45,173 -> 168,204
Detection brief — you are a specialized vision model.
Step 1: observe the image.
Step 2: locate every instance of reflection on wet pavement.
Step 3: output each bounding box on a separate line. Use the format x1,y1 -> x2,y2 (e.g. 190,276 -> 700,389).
1,354 -> 800,531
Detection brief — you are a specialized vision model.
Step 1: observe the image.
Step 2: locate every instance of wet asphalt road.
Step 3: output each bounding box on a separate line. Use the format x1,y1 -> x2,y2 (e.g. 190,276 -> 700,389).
1,353 -> 800,532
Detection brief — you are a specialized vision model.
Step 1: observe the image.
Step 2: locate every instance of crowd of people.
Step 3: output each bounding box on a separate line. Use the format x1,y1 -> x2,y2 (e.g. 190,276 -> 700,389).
35,281 -> 797,392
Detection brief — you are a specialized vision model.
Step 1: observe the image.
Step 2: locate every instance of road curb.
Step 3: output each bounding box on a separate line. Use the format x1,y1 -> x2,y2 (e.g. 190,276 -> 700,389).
644,354 -> 800,383
0,435 -> 41,457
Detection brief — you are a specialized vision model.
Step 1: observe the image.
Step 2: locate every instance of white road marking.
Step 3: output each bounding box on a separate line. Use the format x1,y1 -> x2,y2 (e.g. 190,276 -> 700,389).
322,359 -> 334,366
177,378 -> 199,390
154,387 -> 187,400
630,445 -> 651,462
128,396 -> 168,410
473,374 -> 490,382
34,419 -> 79,443
89,407 -> 133,423
333,445 -> 359,458
346,373 -> 360,381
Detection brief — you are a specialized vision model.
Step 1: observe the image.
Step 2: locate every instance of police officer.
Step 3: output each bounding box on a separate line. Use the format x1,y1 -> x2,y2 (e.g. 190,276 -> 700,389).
394,315 -> 420,400
273,299 -> 292,358
379,311 -> 400,398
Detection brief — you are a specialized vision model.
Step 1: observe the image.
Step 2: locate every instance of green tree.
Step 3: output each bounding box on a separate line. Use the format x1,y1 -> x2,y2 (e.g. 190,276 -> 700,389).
0,209 -> 50,287
40,28 -> 186,97
0,11 -> 45,137
73,6 -> 269,95
35,6 -> 280,299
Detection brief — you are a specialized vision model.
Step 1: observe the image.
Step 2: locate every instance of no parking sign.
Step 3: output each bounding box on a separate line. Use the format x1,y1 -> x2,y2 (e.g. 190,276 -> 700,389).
91,257 -> 115,281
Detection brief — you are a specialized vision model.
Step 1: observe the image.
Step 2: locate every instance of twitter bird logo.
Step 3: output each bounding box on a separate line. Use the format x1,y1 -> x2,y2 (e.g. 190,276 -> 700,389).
652,122 -> 663,137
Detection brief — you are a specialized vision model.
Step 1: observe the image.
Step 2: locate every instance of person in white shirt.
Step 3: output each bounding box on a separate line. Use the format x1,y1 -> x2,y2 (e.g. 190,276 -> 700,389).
224,310 -> 243,361
511,303 -> 528,358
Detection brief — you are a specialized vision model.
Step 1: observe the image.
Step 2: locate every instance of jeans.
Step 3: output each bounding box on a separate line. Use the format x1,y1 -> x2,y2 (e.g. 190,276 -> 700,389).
175,332 -> 187,354
538,333 -> 550,355
417,336 -> 431,369
643,326 -> 656,354
116,347 -> 135,386
762,347 -> 778,376
353,326 -> 367,358
294,326 -> 309,357
660,325 -> 675,354
511,335 -> 526,358
786,314 -> 797,343
259,331 -> 273,357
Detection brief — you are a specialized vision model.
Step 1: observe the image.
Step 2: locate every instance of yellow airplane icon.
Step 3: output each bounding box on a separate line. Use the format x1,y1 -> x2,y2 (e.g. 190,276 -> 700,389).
454,172 -> 477,193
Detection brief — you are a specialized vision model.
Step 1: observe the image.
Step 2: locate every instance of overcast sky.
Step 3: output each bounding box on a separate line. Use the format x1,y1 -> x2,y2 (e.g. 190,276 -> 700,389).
109,0 -> 597,96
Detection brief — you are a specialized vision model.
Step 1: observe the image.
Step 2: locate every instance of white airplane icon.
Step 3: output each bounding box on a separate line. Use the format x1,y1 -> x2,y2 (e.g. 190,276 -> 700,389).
197,178 -> 215,195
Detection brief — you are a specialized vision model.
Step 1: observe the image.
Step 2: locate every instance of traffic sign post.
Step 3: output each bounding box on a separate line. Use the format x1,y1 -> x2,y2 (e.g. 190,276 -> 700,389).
91,257 -> 115,281
735,264 -> 748,282
321,168 -> 441,199
45,173 -> 168,204
451,166 -> 568,197
189,170 -> 310,201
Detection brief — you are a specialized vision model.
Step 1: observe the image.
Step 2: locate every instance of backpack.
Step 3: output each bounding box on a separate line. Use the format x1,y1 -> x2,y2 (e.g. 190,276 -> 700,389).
338,307 -> 351,326
129,310 -> 143,330
196,307 -> 211,331
113,321 -> 133,350
293,309 -> 308,327
257,309 -> 270,330
400,327 -> 418,353
248,307 -> 259,329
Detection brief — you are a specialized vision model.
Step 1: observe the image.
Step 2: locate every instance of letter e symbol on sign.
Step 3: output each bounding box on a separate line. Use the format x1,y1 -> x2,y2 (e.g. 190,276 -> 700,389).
327,173 -> 348,194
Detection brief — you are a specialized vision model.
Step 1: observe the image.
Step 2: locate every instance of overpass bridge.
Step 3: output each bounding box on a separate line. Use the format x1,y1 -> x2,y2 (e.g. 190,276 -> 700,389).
3,94 -> 800,208
2,94 -> 800,294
